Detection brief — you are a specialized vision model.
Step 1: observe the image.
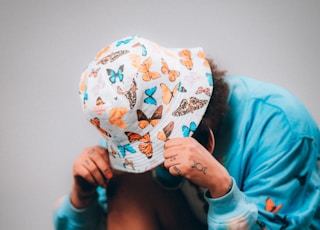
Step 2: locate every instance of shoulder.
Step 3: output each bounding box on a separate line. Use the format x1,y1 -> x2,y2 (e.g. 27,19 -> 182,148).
224,76 -> 319,139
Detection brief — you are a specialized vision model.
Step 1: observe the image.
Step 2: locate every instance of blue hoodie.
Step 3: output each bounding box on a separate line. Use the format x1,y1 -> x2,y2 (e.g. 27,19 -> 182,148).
53,76 -> 320,229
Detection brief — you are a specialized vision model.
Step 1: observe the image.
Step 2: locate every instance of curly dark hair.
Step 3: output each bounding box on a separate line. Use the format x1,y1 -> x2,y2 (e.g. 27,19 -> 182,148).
189,59 -> 229,212
192,58 -> 229,151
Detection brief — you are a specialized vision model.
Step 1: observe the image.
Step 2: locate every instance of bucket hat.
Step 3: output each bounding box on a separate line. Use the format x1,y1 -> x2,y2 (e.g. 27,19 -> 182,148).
79,35 -> 213,173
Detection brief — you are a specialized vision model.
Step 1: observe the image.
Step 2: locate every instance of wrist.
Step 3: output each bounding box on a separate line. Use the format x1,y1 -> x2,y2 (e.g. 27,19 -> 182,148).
208,176 -> 233,198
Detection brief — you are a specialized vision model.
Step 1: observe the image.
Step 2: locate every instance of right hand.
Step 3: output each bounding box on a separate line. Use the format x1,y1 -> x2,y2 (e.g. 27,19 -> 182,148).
71,146 -> 113,208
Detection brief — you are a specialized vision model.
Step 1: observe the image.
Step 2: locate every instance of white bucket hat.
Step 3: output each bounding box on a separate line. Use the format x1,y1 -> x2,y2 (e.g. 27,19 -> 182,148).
79,36 -> 213,173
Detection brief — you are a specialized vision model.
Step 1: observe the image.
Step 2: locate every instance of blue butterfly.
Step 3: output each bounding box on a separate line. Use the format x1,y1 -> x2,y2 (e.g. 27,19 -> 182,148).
141,44 -> 147,56
206,73 -> 214,86
177,82 -> 187,92
182,121 -> 197,137
144,86 -> 157,105
107,65 -> 124,83
116,37 -> 134,47
132,42 -> 147,56
83,88 -> 88,100
118,144 -> 136,158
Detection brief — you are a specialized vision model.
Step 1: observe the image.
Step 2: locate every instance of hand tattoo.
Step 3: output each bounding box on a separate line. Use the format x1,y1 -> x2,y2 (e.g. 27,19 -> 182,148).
192,161 -> 207,175
88,148 -> 95,155
173,166 -> 182,175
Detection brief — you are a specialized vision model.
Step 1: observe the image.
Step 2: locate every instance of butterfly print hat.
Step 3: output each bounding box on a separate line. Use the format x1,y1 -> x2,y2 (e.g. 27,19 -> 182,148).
79,36 -> 213,173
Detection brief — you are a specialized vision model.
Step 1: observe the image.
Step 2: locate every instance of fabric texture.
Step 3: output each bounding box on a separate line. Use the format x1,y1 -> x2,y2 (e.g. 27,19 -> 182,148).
53,187 -> 107,230
54,76 -> 320,229
79,36 -> 213,173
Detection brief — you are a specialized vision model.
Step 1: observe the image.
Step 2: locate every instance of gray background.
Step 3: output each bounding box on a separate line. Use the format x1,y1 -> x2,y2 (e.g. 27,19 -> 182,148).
0,1 -> 319,229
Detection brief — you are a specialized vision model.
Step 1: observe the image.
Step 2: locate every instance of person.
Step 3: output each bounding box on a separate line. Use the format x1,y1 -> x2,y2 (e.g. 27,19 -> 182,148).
53,36 -> 320,229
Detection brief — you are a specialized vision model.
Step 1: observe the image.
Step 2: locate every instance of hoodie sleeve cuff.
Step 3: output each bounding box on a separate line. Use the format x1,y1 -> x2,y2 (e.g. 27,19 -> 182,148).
55,193 -> 103,225
204,177 -> 258,224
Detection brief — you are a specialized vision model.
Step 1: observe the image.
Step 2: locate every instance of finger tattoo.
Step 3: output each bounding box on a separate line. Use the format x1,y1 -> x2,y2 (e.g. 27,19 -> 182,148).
85,159 -> 90,166
191,161 -> 207,175
88,149 -> 95,155
170,156 -> 176,161
173,166 -> 182,175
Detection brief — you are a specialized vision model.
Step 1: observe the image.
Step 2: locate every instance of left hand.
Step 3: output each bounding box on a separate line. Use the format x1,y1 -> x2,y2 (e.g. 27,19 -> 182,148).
163,137 -> 232,198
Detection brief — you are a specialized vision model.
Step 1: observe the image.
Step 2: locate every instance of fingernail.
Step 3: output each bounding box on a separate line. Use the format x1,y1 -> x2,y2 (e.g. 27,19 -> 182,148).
106,172 -> 113,179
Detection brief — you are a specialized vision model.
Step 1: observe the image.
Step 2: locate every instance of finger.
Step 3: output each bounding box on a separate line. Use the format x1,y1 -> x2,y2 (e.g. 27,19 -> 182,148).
168,165 -> 183,176
83,158 -> 108,188
163,138 -> 191,158
163,143 -> 181,158
97,147 -> 113,179
86,145 -> 107,157
76,163 -> 97,186
92,156 -> 113,180
165,137 -> 193,147
87,147 -> 113,180
163,155 -> 179,168
164,138 -> 184,149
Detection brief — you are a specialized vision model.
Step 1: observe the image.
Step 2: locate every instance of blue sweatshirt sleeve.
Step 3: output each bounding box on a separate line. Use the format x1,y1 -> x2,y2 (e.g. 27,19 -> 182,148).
205,137 -> 320,229
53,187 -> 107,230
205,177 -> 258,229
247,137 -> 320,229
205,92 -> 320,229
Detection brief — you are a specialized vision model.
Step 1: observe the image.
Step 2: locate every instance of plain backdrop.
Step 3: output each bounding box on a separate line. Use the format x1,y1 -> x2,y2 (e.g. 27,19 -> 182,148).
0,1 -> 319,229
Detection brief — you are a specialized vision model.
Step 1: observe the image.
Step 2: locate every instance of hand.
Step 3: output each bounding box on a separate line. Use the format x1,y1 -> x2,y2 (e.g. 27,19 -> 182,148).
163,137 -> 232,198
71,146 -> 113,208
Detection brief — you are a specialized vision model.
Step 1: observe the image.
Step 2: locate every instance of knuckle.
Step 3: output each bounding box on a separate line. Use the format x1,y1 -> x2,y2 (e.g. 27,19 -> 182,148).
102,167 -> 111,174
183,154 -> 193,165
90,166 -> 99,175
89,153 -> 99,161
95,146 -> 106,154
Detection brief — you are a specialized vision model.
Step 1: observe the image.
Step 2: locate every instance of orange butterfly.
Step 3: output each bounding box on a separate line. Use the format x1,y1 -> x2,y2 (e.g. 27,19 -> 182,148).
179,49 -> 193,70
129,54 -> 161,81
90,117 -> 110,138
160,83 -> 179,105
161,58 -> 180,82
157,121 -> 174,141
79,72 -> 88,94
95,45 -> 110,61
137,105 -> 163,129
152,44 -> 177,58
125,132 -> 153,158
265,197 -> 283,214
109,107 -> 127,130
197,50 -> 210,67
